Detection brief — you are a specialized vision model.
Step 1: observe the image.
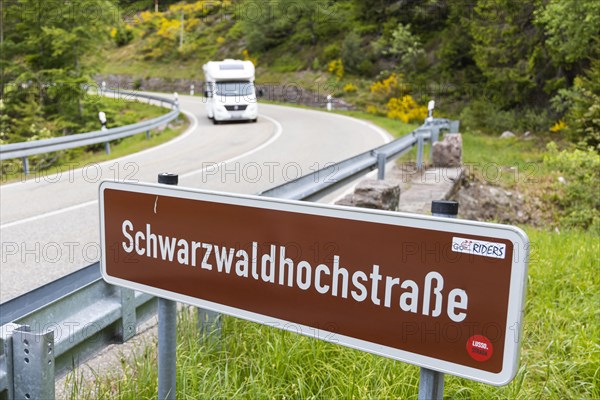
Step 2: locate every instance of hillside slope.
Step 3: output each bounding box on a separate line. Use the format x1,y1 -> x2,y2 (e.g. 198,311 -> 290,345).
91,0 -> 600,145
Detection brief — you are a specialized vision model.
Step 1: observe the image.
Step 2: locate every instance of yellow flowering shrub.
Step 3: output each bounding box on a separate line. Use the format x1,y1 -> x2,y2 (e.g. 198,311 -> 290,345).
171,0 -> 231,15
550,119 -> 567,133
343,83 -> 358,93
242,49 -> 257,65
157,18 -> 181,40
386,95 -> 428,123
370,73 -> 402,99
139,11 -> 153,23
125,0 -> 236,59
328,59 -> 344,79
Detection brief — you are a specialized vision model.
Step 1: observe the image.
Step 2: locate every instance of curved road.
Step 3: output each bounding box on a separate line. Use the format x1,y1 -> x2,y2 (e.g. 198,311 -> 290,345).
0,96 -> 390,302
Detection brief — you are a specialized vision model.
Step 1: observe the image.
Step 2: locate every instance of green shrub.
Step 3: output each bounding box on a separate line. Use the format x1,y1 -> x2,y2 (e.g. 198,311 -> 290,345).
311,57 -> 321,71
112,25 -> 134,47
557,59 -> 600,150
459,100 -> 516,134
460,100 -> 553,134
544,142 -> 600,230
323,44 -> 341,61
341,31 -> 364,74
517,108 -> 552,133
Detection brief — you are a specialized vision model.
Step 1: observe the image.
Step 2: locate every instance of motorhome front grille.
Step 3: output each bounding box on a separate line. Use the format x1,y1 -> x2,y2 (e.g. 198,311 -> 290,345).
225,105 -> 248,111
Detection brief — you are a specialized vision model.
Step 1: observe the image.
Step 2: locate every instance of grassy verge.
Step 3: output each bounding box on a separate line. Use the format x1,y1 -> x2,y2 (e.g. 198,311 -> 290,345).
64,228 -> 599,399
261,99 -> 420,139
333,110 -> 420,138
1,104 -> 189,184
392,130 -> 549,189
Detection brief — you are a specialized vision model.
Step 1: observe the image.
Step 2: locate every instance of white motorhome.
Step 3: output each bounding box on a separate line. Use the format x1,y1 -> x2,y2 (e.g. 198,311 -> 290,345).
202,59 -> 259,124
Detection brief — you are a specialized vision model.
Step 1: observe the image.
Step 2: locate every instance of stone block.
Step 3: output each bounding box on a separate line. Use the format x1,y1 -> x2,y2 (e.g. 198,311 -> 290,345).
432,133 -> 462,167
335,179 -> 400,211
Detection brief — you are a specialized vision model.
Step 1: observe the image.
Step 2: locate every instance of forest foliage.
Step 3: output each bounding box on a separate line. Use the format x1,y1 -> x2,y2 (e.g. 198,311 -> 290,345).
114,0 -> 598,148
2,0 -> 599,149
1,1 -> 119,144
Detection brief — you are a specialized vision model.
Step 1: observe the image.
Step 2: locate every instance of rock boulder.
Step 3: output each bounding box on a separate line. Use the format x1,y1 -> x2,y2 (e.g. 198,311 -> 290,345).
335,179 -> 400,211
432,133 -> 462,167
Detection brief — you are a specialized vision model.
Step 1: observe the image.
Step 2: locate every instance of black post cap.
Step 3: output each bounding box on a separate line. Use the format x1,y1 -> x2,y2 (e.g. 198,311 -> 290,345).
158,173 -> 179,185
431,200 -> 458,216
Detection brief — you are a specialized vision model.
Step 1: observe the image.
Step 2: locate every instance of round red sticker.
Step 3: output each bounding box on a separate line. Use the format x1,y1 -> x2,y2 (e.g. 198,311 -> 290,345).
466,335 -> 493,362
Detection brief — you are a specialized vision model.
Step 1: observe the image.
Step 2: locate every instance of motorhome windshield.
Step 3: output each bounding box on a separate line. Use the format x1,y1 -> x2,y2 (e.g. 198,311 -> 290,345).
215,81 -> 254,97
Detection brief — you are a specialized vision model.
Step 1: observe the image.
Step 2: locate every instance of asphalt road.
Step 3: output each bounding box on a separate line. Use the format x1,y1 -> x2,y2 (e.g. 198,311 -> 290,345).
0,96 -> 391,302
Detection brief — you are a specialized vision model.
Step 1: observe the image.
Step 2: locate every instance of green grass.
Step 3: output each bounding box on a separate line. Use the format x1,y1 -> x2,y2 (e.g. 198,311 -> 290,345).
260,98 -> 420,139
392,129 -> 549,190
64,228 -> 599,399
333,110 -> 420,138
1,106 -> 189,184
461,133 -> 548,185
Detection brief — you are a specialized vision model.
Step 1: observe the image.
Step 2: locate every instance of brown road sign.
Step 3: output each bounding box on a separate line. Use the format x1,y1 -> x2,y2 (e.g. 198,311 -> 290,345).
99,181 -> 529,386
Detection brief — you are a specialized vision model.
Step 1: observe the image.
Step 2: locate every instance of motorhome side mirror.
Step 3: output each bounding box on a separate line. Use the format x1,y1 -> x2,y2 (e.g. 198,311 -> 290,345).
257,88 -> 264,98
203,90 -> 210,98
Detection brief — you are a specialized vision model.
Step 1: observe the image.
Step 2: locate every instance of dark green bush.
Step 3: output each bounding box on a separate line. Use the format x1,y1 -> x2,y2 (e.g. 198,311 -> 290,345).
460,100 -> 553,135
114,25 -> 134,47
459,100 -> 516,134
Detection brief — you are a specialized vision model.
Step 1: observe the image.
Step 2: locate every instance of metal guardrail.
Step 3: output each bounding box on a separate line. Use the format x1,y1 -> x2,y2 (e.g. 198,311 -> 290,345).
0,116 -> 458,399
0,90 -> 180,174
259,118 -> 458,201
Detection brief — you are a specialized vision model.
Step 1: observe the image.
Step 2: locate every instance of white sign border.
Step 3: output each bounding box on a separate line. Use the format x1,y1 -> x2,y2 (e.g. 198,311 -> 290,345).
99,180 -> 529,386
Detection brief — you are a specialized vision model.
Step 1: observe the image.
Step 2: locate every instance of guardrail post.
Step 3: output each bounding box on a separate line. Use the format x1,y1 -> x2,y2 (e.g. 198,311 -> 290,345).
376,153 -> 386,180
119,288 -> 137,342
12,327 -> 55,400
430,127 -> 440,161
21,157 -> 29,175
450,120 -> 460,133
157,173 -> 178,400
1,324 -> 28,400
416,130 -> 425,170
146,130 -> 151,140
0,337 -> 7,400
417,200 -> 458,400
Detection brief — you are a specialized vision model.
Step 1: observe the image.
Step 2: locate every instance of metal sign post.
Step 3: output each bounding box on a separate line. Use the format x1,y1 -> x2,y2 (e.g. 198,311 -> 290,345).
418,200 -> 459,399
157,173 -> 178,400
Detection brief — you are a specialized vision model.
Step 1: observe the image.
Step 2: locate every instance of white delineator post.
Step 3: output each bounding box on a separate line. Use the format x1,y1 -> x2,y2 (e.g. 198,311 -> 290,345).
99,111 -> 110,154
427,100 -> 435,122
